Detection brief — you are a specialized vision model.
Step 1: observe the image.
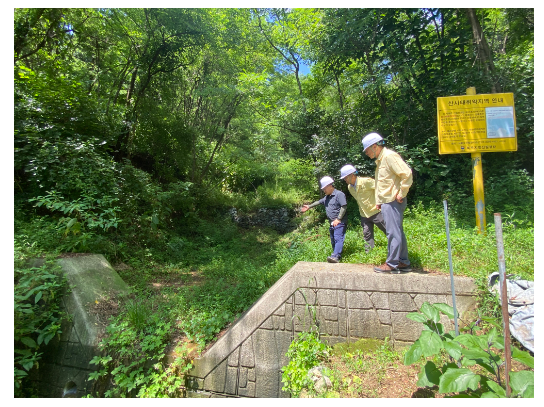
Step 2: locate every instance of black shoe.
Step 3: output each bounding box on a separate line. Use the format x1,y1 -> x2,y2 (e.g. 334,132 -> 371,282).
327,256 -> 340,263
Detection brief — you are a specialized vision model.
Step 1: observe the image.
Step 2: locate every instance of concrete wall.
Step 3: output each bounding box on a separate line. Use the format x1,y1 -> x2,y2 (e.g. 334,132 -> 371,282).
186,262 -> 477,398
27,255 -> 131,397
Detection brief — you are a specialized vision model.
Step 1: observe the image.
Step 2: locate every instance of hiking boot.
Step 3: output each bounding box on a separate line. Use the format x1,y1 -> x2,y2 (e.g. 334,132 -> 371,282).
374,263 -> 399,273
398,262 -> 412,272
327,256 -> 340,263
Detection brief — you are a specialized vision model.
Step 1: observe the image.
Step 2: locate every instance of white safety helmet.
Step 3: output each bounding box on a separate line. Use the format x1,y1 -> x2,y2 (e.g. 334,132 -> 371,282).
340,164 -> 357,179
319,176 -> 334,189
362,132 -> 384,151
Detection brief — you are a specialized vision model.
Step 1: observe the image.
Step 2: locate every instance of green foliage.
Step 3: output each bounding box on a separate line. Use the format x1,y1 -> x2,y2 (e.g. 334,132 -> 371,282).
14,261 -> 67,397
30,191 -> 120,244
88,314 -> 188,398
12,8 -> 534,399
404,302 -> 534,398
180,309 -> 232,347
281,331 -> 331,397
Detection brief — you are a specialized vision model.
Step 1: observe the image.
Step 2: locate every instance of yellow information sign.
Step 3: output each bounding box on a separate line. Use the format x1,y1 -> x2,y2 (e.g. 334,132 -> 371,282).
437,93 -> 517,154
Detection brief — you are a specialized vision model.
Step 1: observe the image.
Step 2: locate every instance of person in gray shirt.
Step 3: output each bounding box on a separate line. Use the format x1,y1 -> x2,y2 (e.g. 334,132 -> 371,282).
301,176 -> 347,263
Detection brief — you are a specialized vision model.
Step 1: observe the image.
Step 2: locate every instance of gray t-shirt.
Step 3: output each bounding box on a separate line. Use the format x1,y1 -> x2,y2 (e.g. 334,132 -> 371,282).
318,189 -> 347,221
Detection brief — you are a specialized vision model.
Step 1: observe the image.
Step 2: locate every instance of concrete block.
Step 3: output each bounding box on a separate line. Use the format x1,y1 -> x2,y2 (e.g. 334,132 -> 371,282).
240,337 -> 255,368
413,293 -> 449,310
338,307 -> 348,337
203,358 -> 227,393
349,309 -> 391,339
347,290 -> 373,309
253,330 -> 280,398
273,315 -> 285,331
260,316 -> 274,330
295,288 -> 316,305
377,309 -> 391,325
274,330 -> 293,369
326,320 -> 339,336
389,293 -> 418,312
317,289 -> 337,306
225,366 -> 238,395
319,305 -> 338,321
247,367 -> 256,382
273,303 -> 286,316
186,377 -> 204,391
284,302 -> 293,332
227,347 -> 239,367
391,311 -> 424,342
370,292 -> 390,309
238,381 -> 256,397
239,367 -> 248,388
338,290 -> 346,308
57,255 -> 131,348
293,305 -> 317,332
59,318 -> 73,342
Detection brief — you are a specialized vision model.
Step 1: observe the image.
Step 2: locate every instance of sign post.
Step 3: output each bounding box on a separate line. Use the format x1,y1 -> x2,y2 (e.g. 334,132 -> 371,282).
467,87 -> 486,234
437,88 -> 517,234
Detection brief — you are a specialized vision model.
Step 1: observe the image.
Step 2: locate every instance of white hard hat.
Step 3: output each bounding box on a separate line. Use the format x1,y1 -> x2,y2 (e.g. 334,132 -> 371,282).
362,132 -> 383,151
340,164 -> 357,179
319,176 -> 334,189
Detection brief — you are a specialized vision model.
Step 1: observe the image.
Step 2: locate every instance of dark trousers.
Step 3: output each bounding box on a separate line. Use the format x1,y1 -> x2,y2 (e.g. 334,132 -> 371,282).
329,222 -> 346,259
360,212 -> 387,252
381,199 -> 409,267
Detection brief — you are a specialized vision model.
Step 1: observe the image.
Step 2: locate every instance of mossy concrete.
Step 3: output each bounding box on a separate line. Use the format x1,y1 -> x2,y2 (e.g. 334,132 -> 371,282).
28,254 -> 131,398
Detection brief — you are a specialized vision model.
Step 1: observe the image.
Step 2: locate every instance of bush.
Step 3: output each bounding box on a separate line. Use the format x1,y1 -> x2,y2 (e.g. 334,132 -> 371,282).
14,260 -> 67,397
403,302 -> 534,398
281,331 -> 331,397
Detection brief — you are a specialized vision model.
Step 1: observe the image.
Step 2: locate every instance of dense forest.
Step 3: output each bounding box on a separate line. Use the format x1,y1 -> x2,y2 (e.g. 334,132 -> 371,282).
14,8 -> 533,398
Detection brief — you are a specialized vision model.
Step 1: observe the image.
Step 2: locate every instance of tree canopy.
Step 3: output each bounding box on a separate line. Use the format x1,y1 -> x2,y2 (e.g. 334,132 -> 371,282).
14,7 -> 533,209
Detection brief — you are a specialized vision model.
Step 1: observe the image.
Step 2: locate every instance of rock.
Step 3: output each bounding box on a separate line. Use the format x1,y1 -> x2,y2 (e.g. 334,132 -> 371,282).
307,366 -> 332,394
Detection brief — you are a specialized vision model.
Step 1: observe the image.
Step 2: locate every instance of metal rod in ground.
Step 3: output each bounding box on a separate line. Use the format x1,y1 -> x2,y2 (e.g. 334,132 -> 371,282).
443,200 -> 459,336
494,213 -> 511,397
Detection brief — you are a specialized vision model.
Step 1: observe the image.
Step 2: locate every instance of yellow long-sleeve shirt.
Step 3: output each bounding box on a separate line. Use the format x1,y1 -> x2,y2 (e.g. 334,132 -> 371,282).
374,147 -> 413,205
347,176 -> 380,218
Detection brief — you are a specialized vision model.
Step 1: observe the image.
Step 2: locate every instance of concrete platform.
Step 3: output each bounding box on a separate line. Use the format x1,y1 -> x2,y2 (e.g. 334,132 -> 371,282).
186,261 -> 477,398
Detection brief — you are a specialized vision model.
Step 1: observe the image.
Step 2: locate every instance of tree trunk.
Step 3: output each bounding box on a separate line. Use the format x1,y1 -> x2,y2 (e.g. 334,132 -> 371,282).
465,8 -> 502,93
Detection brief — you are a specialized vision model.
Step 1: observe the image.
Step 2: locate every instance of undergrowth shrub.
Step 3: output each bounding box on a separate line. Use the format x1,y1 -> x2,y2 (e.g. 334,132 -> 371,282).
14,260 -> 67,397
404,302 -> 534,398
88,313 -> 190,398
281,331 -> 331,397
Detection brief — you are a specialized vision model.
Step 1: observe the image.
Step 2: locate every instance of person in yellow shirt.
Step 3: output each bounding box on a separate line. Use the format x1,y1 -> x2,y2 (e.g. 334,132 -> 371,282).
362,132 -> 413,274
339,164 -> 386,253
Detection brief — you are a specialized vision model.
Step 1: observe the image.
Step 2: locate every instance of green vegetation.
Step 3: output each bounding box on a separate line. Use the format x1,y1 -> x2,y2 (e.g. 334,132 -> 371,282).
403,302 -> 534,398
14,256 -> 67,397
281,331 -> 331,397
14,7 -> 533,398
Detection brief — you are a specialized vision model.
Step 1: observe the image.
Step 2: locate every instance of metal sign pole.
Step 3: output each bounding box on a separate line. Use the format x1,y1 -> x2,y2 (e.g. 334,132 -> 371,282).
466,87 -> 487,235
443,200 -> 459,336
494,213 -> 511,397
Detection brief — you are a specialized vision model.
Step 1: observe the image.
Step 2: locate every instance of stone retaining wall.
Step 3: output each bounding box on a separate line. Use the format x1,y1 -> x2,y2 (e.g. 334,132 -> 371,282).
228,207 -> 296,233
186,262 -> 477,398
